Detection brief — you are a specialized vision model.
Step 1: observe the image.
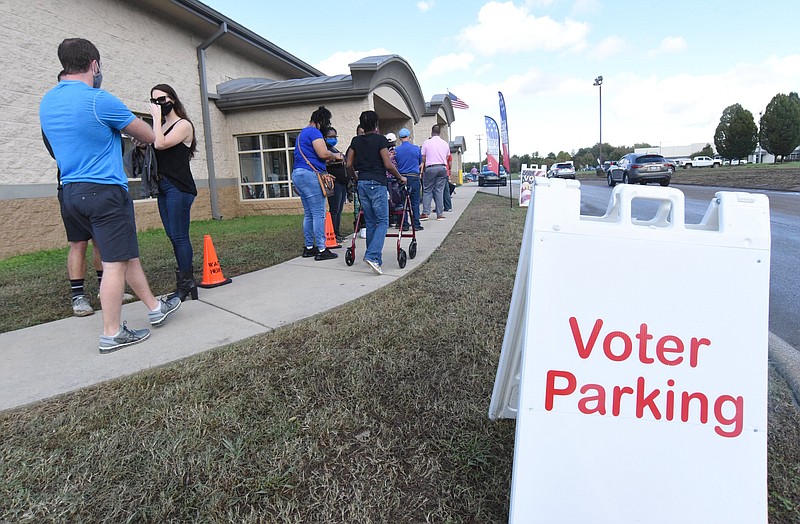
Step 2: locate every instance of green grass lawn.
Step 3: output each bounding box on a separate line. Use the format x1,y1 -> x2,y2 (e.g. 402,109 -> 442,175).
0,214 -> 353,334
1,194 -> 798,522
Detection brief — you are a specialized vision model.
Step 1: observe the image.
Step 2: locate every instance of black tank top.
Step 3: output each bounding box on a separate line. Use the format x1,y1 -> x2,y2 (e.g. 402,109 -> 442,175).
155,120 -> 197,195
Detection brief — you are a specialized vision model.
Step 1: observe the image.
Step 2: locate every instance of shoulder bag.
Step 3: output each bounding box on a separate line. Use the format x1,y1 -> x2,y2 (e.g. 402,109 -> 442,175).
298,144 -> 335,197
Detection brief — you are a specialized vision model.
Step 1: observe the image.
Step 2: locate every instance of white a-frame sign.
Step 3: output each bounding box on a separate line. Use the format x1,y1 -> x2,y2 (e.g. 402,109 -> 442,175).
490,178 -> 771,523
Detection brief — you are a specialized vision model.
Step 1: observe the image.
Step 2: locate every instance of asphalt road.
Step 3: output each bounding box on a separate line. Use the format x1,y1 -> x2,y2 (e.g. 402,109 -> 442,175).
477,179 -> 800,350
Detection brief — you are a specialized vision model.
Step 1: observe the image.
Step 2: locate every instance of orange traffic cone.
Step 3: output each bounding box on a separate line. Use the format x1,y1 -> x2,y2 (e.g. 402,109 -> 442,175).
324,212 -> 340,249
198,234 -> 232,288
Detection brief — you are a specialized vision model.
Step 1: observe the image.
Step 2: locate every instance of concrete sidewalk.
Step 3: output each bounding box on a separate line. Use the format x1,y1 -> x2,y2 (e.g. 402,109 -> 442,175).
0,186 -> 481,411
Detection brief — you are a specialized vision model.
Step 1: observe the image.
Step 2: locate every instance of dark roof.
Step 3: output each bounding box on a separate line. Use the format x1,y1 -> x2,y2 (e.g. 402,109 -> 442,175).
215,55 -> 428,122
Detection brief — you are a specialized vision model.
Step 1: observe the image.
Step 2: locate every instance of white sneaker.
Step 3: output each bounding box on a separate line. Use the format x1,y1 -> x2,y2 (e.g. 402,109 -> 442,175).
365,259 -> 383,275
72,295 -> 94,317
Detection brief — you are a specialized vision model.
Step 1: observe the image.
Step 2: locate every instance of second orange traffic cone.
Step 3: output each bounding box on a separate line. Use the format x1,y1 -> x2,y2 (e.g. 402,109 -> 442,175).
324,212 -> 340,249
198,234 -> 232,288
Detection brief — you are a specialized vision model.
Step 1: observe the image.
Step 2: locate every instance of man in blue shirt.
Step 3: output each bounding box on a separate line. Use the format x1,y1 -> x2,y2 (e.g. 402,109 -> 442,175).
40,38 -> 181,353
393,128 -> 424,231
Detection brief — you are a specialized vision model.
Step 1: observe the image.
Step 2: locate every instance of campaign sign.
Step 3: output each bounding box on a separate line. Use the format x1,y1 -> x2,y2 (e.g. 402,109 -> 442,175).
518,166 -> 545,207
490,178 -> 771,523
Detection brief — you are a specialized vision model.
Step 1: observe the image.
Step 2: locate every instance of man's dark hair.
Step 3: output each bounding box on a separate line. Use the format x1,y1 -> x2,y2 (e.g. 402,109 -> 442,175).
310,106 -> 332,129
57,38 -> 100,74
431,124 -> 441,135
359,110 -> 380,133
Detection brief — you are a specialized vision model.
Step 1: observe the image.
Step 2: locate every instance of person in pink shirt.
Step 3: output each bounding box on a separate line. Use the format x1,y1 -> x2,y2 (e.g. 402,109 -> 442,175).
420,125 -> 450,221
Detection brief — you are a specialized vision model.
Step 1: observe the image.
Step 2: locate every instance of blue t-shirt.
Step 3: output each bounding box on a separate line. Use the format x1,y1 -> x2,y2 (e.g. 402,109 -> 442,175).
293,126 -> 327,173
39,81 -> 136,188
394,141 -> 422,174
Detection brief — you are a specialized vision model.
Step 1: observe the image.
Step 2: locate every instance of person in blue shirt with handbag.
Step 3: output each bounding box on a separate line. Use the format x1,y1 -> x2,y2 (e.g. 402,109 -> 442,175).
292,106 -> 344,261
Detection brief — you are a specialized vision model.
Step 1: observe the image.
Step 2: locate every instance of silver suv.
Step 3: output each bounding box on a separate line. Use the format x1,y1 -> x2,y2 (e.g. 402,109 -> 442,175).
606,153 -> 671,187
547,162 -> 576,179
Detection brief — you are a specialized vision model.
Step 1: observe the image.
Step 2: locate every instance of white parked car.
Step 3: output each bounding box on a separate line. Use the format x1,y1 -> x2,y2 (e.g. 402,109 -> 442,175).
547,162 -> 576,179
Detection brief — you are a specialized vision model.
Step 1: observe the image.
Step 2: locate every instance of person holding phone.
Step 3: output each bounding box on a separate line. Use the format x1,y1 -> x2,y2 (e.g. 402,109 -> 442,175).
149,84 -> 199,301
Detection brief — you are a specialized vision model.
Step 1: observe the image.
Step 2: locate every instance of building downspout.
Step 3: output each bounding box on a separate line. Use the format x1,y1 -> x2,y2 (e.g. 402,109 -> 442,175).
197,22 -> 227,219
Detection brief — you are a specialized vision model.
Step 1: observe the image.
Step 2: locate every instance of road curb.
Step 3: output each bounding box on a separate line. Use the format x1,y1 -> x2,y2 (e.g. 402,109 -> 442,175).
769,331 -> 800,407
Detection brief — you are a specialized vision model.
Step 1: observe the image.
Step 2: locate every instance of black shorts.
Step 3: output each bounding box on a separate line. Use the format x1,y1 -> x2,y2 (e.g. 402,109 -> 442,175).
58,187 -> 92,243
61,182 -> 140,262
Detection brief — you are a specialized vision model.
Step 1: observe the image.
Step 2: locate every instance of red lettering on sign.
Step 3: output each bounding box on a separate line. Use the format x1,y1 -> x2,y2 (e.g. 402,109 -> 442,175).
714,395 -> 744,437
569,317 -> 711,367
612,385 -> 634,416
635,377 -> 661,419
578,384 -> 606,415
569,317 -> 602,359
681,392 -> 709,424
656,335 -> 684,366
542,372 -> 745,438
636,323 -> 655,364
690,337 -> 711,368
544,370 -> 576,410
603,331 -> 632,362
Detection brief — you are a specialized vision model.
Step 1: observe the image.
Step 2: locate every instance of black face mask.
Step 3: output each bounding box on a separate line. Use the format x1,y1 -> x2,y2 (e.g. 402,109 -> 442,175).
159,101 -> 174,115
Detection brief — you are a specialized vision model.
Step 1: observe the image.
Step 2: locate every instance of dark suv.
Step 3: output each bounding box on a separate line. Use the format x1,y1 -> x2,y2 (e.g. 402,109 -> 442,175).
607,153 -> 671,187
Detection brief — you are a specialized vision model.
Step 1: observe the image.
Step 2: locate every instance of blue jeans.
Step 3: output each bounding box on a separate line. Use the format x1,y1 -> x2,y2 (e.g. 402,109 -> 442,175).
401,175 -> 421,228
157,177 -> 195,271
357,180 -> 389,266
327,181 -> 347,238
442,180 -> 452,211
292,167 -> 326,249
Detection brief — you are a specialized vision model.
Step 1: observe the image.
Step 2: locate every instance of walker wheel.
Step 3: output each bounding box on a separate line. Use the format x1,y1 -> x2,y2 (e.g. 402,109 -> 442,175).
398,249 -> 407,269
345,247 -> 355,266
409,239 -> 417,259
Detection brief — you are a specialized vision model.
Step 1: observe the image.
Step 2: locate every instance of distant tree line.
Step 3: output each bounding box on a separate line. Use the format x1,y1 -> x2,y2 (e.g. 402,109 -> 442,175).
464,91 -> 800,172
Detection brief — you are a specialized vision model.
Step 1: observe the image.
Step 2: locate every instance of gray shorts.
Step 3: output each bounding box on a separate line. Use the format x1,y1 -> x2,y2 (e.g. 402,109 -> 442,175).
61,182 -> 140,262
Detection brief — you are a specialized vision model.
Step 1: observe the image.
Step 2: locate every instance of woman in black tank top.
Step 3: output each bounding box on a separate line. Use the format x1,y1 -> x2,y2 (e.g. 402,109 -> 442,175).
150,84 -> 199,301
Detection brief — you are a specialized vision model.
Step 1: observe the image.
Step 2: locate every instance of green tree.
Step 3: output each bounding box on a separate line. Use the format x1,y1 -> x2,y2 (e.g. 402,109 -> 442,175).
689,144 -> 713,158
761,92 -> 800,161
714,104 -> 757,162
555,151 -> 572,162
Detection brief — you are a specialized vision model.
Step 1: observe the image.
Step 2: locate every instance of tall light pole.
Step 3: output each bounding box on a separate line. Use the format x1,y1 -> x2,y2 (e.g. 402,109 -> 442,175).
594,75 -> 603,166
476,134 -> 483,170
757,111 -> 763,163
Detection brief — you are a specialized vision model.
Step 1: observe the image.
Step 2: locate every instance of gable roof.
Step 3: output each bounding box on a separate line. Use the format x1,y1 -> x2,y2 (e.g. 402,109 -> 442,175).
215,55 -> 429,122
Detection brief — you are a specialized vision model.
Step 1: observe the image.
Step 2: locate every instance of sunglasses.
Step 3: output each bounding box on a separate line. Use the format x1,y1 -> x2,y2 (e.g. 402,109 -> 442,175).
149,96 -> 169,104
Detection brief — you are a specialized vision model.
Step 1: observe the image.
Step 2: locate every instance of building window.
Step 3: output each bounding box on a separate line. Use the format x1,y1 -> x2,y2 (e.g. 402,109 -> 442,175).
237,131 -> 300,200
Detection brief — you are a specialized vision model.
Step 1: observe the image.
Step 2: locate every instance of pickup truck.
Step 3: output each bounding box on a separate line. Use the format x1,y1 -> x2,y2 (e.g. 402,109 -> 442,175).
677,156 -> 721,169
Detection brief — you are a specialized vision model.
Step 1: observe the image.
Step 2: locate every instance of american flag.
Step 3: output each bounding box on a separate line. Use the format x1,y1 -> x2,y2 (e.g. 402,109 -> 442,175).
448,91 -> 469,110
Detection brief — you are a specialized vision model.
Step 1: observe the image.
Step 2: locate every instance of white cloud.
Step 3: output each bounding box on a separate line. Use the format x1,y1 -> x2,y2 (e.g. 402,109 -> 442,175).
421,53 -> 475,78
588,35 -> 626,60
458,1 -> 589,55
647,36 -> 688,58
417,1 -> 433,11
314,49 -> 393,76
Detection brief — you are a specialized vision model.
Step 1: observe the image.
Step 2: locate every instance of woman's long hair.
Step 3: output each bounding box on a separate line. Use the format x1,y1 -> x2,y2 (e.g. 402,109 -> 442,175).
151,83 -> 197,158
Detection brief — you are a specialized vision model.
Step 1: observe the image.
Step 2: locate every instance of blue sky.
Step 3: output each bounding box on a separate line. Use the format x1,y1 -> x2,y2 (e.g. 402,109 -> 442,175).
203,0 -> 799,162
